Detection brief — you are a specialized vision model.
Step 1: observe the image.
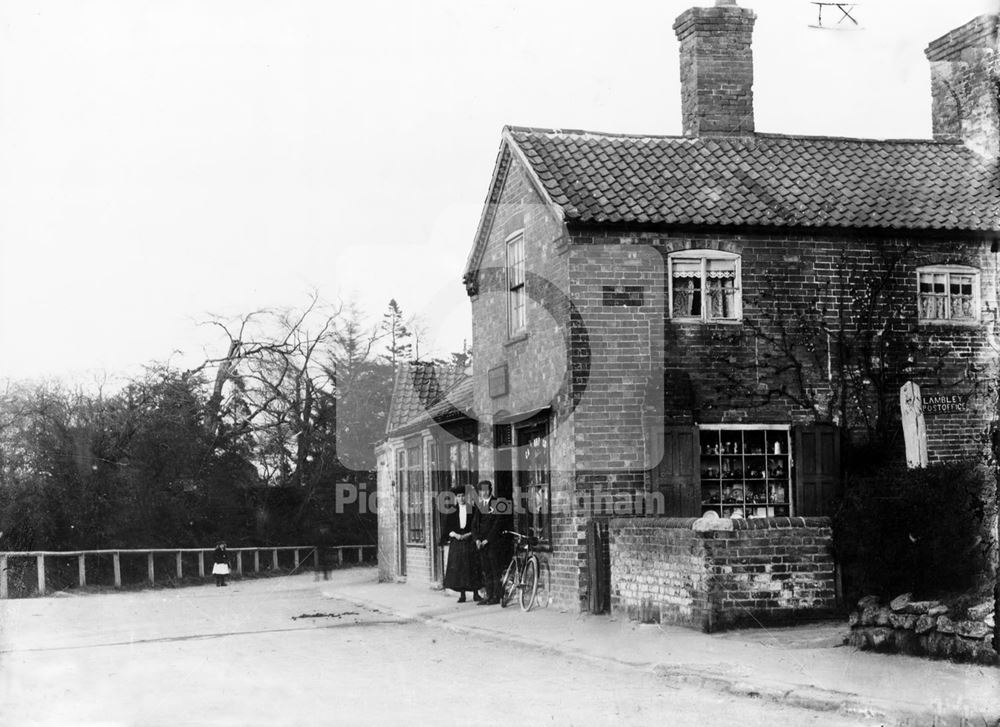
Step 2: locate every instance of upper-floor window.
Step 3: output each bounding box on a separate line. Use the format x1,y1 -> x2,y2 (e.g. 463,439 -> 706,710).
669,250 -> 741,322
506,232 -> 526,336
917,265 -> 979,323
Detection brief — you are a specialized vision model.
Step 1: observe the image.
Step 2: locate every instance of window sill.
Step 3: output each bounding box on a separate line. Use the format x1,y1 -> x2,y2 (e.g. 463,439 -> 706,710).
505,333 -> 529,347
917,319 -> 981,329
670,318 -> 743,326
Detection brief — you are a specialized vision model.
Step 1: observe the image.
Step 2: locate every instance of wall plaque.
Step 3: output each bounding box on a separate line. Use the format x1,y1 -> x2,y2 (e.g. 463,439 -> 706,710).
488,363 -> 509,398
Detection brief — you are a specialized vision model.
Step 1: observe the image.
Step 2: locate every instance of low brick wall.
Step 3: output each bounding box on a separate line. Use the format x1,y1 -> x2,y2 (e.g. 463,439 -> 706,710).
609,516 -> 838,632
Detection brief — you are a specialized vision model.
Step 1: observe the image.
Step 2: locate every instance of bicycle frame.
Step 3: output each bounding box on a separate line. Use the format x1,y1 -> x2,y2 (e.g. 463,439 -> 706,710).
500,531 -> 539,611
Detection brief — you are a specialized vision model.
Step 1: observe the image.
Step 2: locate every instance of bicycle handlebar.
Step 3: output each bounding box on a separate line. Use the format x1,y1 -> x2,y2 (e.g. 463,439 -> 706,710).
503,531 -> 540,548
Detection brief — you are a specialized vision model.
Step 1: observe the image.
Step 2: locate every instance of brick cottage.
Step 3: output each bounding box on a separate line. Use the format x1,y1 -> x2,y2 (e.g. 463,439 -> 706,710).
379,3 -> 1000,630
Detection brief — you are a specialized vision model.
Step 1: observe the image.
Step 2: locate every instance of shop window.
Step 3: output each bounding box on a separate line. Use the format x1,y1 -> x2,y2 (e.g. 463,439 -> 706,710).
669,250 -> 741,322
492,423 -> 514,503
405,441 -> 425,544
506,231 -> 526,336
517,417 -> 551,546
917,266 -> 979,323
444,440 -> 477,491
699,426 -> 791,517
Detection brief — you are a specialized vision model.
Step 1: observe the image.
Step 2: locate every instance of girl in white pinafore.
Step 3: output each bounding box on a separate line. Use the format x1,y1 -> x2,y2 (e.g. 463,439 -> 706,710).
212,542 -> 230,586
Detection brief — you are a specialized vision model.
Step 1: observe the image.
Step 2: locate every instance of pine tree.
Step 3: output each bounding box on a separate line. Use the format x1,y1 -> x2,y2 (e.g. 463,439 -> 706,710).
380,299 -> 413,367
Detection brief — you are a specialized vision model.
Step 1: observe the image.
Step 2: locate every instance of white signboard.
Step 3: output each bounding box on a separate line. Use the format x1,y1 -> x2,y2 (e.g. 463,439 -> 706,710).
899,381 -> 928,468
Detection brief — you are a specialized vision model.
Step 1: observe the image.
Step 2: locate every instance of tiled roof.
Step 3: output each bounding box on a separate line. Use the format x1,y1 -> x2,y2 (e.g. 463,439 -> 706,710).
508,127 -> 1000,232
385,362 -> 473,435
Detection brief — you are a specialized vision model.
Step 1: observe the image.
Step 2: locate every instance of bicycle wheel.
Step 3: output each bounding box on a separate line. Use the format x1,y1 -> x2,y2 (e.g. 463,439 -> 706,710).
519,556 -> 538,612
500,560 -> 518,608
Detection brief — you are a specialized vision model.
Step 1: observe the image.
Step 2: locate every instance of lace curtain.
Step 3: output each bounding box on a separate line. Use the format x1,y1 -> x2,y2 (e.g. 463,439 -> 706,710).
672,257 -> 736,319
919,272 -> 973,320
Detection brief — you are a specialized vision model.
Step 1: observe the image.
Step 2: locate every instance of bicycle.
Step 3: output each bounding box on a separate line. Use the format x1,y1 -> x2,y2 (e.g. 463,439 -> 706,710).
499,531 -> 540,611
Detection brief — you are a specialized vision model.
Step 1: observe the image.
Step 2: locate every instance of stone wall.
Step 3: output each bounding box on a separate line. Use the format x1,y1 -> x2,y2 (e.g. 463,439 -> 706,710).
609,515 -> 837,632
847,593 -> 997,665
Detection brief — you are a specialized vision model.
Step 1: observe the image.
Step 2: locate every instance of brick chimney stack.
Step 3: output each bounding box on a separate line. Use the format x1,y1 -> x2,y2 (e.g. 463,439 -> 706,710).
673,0 -> 756,137
925,14 -> 999,160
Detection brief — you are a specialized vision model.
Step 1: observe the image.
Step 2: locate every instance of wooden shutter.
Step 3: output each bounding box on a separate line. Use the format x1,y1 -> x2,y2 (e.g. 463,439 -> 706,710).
794,424 -> 841,516
651,425 -> 700,517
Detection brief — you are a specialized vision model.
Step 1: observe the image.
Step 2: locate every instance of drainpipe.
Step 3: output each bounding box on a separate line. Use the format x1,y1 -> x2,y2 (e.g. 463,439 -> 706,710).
993,237 -> 1000,655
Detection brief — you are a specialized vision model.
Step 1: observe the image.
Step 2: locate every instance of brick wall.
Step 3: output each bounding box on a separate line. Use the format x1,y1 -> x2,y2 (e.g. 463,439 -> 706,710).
925,13 -> 999,62
404,544 -> 432,586
466,149 -> 998,614
468,150 -> 584,610
609,516 -> 838,632
570,230 -> 999,461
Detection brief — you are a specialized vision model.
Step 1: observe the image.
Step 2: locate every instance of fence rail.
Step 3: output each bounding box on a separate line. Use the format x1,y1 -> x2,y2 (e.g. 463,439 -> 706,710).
0,544 -> 376,598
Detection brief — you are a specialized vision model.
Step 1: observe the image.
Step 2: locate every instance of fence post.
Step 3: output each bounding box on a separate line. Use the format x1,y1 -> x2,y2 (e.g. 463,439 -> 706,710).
294,549 -> 299,569
272,548 -> 279,570
357,546 -> 363,564
113,552 -> 121,587
147,552 -> 154,584
1,554 -> 8,599
236,551 -> 243,575
36,555 -> 46,595
198,551 -> 205,578
254,550 -> 260,573
176,552 -> 183,579
78,554 -> 86,587
337,547 -> 344,566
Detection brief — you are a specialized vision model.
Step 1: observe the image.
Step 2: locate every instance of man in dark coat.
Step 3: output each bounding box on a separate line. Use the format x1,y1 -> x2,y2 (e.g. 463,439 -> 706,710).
473,480 -> 504,605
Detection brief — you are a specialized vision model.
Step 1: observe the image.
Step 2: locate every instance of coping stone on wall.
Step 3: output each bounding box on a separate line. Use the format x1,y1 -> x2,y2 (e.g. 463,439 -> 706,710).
609,516 -> 832,532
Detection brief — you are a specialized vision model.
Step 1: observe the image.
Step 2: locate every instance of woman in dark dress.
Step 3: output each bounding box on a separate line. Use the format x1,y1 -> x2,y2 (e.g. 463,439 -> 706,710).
441,485 -> 481,603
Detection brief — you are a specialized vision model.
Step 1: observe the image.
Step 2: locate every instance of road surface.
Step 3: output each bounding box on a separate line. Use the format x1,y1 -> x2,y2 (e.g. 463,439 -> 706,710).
0,569 -> 881,726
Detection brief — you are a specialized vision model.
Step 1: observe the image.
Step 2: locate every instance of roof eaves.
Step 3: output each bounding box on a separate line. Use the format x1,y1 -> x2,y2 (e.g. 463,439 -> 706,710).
563,219 -> 1000,238
502,125 -> 568,224
463,140 -> 513,287
462,127 -> 573,295
384,364 -> 410,436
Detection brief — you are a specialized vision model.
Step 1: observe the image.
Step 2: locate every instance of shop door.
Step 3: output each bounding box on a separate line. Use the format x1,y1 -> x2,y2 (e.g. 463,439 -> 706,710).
651,426 -> 701,517
794,425 -> 841,516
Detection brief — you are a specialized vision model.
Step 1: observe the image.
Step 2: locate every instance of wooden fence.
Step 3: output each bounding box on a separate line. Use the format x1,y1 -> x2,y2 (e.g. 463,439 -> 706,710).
0,544 -> 376,598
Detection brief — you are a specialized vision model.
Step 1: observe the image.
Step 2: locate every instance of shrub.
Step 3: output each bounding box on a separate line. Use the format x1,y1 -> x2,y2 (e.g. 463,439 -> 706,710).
833,460 -> 992,603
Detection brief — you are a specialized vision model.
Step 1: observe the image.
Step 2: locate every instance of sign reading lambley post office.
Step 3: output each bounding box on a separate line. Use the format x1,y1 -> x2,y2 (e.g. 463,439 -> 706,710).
921,393 -> 968,415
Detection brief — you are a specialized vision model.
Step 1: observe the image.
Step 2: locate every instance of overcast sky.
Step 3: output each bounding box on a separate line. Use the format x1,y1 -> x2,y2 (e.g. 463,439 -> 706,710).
1,0 -> 998,384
